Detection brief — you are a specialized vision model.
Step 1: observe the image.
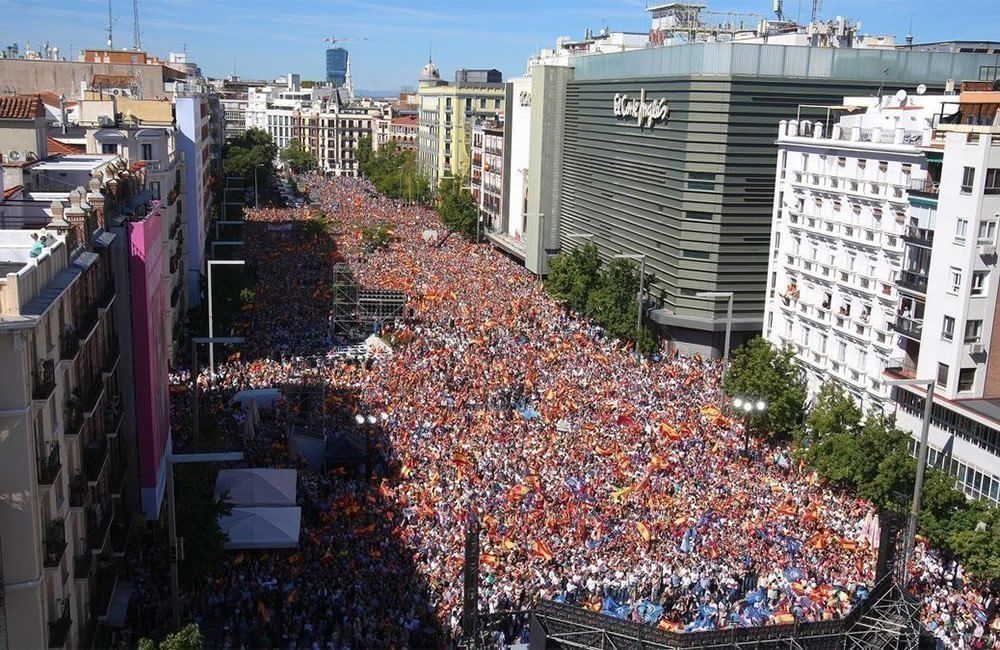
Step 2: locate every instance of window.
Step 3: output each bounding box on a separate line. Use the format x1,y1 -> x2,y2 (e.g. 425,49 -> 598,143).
978,220 -> 997,243
141,143 -> 152,160
956,218 -> 969,240
836,341 -> 847,362
683,249 -> 711,260
445,98 -> 452,109
479,98 -> 486,109
965,319 -> 983,343
495,99 -> 501,109
149,181 -> 160,200
685,211 -> 713,221
688,172 -> 716,191
942,316 -> 955,341
962,166 -> 975,193
985,168 -> 1000,194
837,157 -> 846,167
937,362 -> 949,388
950,267 -> 963,294
958,368 -> 976,392
971,271 -> 988,296
857,349 -> 867,370
101,142 -> 117,154
465,98 -> 472,111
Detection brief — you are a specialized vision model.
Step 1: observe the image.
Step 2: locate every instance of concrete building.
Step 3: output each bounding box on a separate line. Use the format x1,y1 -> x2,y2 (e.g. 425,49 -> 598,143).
416,64 -> 504,186
519,26 -> 1000,358
470,118 -> 504,232
291,105 -> 376,177
0,95 -> 47,164
764,83 -> 1000,505
0,157 -> 134,648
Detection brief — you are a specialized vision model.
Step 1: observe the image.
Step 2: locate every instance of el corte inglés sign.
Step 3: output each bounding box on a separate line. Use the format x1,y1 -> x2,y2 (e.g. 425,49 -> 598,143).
613,89 -> 669,128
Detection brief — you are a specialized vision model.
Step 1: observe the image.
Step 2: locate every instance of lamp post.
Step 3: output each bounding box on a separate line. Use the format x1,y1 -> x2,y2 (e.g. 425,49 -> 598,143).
253,164 -> 264,209
613,253 -> 647,344
696,291 -> 734,363
883,377 -> 936,579
563,232 -> 594,250
732,397 -> 766,456
207,260 -> 246,379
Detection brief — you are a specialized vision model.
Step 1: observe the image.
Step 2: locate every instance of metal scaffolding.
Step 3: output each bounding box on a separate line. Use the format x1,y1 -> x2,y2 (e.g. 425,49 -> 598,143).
330,264 -> 407,340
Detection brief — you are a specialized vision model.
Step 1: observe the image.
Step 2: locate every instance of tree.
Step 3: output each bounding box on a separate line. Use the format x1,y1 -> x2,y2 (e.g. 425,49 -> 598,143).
138,623 -> 204,650
223,128 -> 277,180
361,222 -> 393,250
280,138 -> 317,173
357,137 -> 430,204
176,465 -> 231,588
437,175 -> 478,238
723,337 -> 807,440
804,382 -> 863,442
546,243 -> 602,312
584,257 -> 658,354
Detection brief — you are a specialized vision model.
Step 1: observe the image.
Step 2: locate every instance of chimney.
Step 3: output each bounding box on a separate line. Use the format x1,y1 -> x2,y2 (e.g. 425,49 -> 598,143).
63,187 -> 96,250
48,199 -> 77,251
88,173 -> 106,230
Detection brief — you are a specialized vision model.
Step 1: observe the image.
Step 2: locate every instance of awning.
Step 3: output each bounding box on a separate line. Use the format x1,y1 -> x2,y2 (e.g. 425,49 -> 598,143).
221,507 -> 301,550
215,468 -> 297,507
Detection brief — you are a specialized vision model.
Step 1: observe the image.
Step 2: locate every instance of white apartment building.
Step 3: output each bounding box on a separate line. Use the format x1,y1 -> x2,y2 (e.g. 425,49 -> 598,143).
470,118 -> 503,232
765,83 -> 1000,504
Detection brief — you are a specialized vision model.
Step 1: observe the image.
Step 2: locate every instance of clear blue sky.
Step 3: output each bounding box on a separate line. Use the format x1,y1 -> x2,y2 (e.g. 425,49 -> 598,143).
8,0 -> 1000,92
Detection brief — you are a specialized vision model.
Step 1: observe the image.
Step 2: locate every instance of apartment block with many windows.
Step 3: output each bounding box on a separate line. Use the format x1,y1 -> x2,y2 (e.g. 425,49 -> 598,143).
765,82 -> 1000,504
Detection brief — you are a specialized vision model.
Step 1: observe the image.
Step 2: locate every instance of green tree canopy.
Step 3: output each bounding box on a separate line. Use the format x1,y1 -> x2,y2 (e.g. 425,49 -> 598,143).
437,175 -> 478,239
138,623 -> 204,650
357,137 -> 430,204
279,138 -> 317,174
723,337 -> 807,440
176,465 -> 232,588
223,128 -> 277,181
546,243 -> 602,313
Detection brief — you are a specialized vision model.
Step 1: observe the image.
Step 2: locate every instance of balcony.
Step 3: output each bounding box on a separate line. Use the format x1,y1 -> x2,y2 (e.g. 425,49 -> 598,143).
60,333 -> 80,362
903,225 -> 934,248
47,598 -> 71,648
91,561 -> 120,620
74,550 -> 93,580
898,270 -> 929,294
70,472 -> 88,508
43,518 -> 67,568
97,282 -> 116,312
104,402 -> 123,439
84,438 -> 109,484
37,442 -> 61,485
33,359 -> 56,401
86,499 -> 114,553
908,177 -> 939,197
64,404 -> 84,438
78,307 -> 99,342
110,504 -> 133,556
81,377 -> 105,416
893,316 -> 924,340
102,343 -> 120,377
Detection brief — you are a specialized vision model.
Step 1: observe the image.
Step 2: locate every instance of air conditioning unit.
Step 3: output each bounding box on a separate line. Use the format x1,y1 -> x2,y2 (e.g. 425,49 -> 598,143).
97,115 -> 115,127
978,243 -> 996,256
5,150 -> 28,163
968,343 -> 986,355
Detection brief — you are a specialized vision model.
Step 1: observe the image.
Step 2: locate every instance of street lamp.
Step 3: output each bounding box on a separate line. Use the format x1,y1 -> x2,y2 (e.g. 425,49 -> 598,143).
253,164 -> 264,209
207,260 -> 246,378
732,397 -> 766,456
563,232 -> 594,250
696,291 -> 734,363
613,253 -> 647,345
883,377 -> 936,580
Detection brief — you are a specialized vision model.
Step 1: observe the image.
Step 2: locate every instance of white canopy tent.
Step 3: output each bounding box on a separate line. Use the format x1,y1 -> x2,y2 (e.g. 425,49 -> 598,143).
215,468 -> 297,507
220,507 -> 301,550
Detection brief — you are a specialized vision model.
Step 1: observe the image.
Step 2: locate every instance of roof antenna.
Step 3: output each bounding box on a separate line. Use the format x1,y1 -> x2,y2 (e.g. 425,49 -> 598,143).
905,16 -> 914,49
106,0 -> 114,48
132,0 -> 141,51
428,41 -> 433,63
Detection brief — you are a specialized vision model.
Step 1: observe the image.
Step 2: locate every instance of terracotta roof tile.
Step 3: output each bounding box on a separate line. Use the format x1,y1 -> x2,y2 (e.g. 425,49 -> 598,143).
0,95 -> 45,120
37,91 -> 77,108
46,137 -> 86,155
3,184 -> 23,199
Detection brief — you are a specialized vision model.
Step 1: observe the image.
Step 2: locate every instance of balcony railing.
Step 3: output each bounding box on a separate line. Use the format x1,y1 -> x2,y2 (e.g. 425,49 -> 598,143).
97,282 -> 116,311
43,518 -> 67,568
898,270 -> 929,294
73,551 -> 93,579
82,377 -> 105,415
33,359 -> 56,400
37,442 -> 61,485
908,177 -> 940,196
105,402 -> 123,438
84,438 -> 109,483
86,499 -> 114,552
78,307 -> 99,342
60,333 -> 80,361
102,343 -> 120,376
70,472 -> 88,508
64,404 -> 84,438
903,225 -> 935,247
91,562 -> 120,619
110,504 -> 133,555
47,598 -> 71,648
893,316 -> 924,340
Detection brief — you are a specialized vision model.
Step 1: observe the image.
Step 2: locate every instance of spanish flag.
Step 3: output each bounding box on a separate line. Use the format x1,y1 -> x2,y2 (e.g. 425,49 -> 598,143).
610,484 -> 635,502
502,537 -> 517,551
529,540 -> 554,562
658,620 -> 682,632
660,422 -> 683,441
452,451 -> 473,468
481,553 -> 499,568
637,521 -> 652,542
700,404 -> 722,418
508,484 -> 530,501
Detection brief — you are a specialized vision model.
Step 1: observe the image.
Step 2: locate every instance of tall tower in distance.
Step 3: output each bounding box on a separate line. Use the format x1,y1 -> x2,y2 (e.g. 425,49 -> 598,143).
326,48 -> 349,86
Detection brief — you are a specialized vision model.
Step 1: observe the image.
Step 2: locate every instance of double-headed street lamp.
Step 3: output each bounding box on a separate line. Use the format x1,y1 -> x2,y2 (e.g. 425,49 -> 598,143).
732,397 -> 766,456
883,377 -> 936,579
696,291 -> 734,363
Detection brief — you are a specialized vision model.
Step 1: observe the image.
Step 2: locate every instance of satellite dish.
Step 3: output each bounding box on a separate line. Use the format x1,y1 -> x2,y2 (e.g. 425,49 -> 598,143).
895,89 -> 908,104
916,84 -> 927,96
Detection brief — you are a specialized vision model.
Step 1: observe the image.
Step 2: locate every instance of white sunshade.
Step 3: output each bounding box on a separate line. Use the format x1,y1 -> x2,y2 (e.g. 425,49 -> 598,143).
231,388 -> 284,410
220,507 -> 301,550
215,468 -> 297,507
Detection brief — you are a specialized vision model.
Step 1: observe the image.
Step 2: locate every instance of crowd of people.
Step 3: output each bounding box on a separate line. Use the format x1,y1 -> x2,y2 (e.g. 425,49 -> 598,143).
130,175 -> 997,648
